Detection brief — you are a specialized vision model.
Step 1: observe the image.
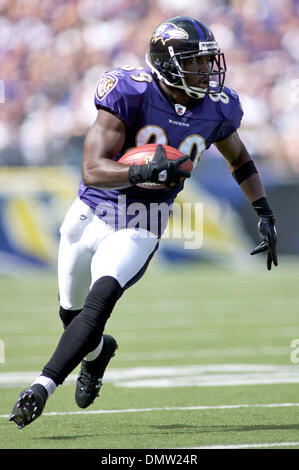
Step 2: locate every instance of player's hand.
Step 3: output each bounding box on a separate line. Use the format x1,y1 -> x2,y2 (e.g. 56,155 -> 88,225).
149,144 -> 191,188
128,144 -> 191,188
250,215 -> 278,270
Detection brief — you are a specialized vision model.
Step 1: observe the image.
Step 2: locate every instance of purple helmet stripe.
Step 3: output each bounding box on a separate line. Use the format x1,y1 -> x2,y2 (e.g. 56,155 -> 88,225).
197,20 -> 214,40
182,16 -> 206,41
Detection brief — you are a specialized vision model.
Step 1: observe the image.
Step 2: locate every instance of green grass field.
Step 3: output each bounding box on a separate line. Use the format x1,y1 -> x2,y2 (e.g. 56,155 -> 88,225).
1,260 -> 299,450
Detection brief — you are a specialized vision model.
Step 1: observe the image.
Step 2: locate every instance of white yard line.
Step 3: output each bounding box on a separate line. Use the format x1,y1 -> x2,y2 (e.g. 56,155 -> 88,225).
1,364 -> 299,389
181,442 -> 299,449
2,402 -> 299,419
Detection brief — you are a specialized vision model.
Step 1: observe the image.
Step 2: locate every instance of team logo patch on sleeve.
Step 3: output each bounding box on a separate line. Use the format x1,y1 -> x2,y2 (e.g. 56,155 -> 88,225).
95,73 -> 118,102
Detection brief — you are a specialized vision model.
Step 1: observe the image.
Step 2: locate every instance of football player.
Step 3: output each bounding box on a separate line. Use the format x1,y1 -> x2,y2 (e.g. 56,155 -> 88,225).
10,16 -> 277,428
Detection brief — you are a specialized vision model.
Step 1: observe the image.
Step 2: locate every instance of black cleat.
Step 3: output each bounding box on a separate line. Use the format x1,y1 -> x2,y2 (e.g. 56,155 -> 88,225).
9,383 -> 48,429
75,334 -> 118,409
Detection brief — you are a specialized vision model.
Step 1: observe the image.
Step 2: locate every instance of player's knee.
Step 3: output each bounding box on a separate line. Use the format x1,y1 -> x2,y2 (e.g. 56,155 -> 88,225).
83,276 -> 123,320
59,307 -> 82,329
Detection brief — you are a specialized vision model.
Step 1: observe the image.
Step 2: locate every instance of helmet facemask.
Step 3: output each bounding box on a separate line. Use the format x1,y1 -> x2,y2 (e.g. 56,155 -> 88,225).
172,47 -> 226,98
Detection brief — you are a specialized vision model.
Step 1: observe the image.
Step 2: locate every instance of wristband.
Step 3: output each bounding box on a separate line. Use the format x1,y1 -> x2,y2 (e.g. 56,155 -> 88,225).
232,160 -> 258,185
252,197 -> 274,217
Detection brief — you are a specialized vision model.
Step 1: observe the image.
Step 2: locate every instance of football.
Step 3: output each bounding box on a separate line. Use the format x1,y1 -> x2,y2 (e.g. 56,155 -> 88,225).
118,144 -> 193,189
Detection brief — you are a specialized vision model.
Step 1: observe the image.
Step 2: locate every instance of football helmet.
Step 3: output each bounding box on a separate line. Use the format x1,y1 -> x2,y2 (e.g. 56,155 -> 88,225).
146,16 -> 226,99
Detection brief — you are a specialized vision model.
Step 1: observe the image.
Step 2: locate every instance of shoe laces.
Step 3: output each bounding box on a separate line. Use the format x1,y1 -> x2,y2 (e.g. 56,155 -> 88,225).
79,364 -> 102,390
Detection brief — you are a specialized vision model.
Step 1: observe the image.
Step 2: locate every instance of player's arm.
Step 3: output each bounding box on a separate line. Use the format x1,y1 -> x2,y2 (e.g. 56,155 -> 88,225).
215,131 -> 265,202
215,131 -> 278,270
82,109 -> 131,190
82,109 -> 190,190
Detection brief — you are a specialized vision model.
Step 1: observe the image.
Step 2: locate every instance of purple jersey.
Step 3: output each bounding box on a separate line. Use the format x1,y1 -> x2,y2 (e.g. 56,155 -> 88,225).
78,66 -> 243,235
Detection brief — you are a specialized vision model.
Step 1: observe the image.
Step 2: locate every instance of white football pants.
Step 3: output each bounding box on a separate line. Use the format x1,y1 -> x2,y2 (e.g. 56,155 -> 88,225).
58,198 -> 159,310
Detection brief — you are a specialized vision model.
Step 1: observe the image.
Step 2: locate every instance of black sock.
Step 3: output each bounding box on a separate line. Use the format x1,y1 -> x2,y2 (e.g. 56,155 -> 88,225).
42,276 -> 123,385
59,307 -> 82,329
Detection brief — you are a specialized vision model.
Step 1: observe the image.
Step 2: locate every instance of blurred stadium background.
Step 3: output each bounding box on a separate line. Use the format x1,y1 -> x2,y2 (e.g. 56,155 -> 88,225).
0,0 -> 299,272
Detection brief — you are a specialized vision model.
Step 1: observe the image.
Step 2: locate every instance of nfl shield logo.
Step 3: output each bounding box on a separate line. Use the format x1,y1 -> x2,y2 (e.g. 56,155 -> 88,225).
175,104 -> 186,116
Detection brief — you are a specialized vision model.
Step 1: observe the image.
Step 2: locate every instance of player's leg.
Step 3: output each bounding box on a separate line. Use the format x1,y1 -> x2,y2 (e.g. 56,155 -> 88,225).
75,227 -> 159,408
56,198 -> 108,361
41,197 -> 100,383
10,221 -> 158,425
9,199 -> 112,428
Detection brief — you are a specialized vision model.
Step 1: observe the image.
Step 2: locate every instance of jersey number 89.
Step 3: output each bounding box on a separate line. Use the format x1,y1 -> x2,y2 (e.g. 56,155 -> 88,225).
135,125 -> 206,168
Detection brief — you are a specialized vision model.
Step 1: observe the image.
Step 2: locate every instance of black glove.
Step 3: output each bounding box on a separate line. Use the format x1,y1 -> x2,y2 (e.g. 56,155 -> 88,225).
128,144 -> 191,189
250,200 -> 278,271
